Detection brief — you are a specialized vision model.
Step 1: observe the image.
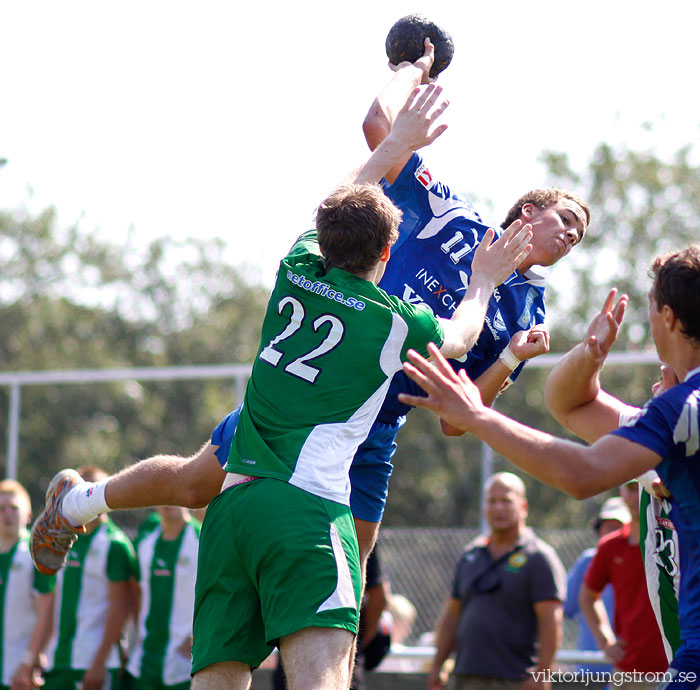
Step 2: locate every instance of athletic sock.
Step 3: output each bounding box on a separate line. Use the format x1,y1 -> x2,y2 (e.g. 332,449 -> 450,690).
61,480 -> 111,526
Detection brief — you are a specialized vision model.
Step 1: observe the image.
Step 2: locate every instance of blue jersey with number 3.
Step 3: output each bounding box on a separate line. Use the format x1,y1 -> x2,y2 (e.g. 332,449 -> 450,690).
612,367 -> 700,652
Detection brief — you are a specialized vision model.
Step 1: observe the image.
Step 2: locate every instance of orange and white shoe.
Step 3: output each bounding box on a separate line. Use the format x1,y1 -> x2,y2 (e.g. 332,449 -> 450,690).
30,469 -> 87,575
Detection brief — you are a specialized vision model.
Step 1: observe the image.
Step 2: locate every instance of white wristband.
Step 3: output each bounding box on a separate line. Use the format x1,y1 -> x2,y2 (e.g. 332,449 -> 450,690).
498,345 -> 521,371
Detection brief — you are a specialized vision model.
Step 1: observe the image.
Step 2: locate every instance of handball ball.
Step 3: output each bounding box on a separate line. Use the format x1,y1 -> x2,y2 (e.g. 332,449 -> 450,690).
385,14 -> 454,79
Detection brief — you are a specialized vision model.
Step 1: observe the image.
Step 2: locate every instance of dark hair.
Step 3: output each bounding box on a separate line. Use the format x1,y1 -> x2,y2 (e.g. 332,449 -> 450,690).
651,245 -> 700,345
501,188 -> 591,243
315,183 -> 401,275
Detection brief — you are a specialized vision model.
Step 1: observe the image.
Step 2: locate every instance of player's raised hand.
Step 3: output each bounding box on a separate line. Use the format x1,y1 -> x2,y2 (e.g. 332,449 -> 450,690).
399,342 -> 484,432
389,37 -> 436,84
386,82 -> 449,152
470,220 -> 532,289
583,288 -> 628,365
508,325 -> 551,362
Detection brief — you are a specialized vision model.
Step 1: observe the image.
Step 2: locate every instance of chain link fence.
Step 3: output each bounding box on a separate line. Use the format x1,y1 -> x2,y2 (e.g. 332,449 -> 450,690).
379,527 -> 597,649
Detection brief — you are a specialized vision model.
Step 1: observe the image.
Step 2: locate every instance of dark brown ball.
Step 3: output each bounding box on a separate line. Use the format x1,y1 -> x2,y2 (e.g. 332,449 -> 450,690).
385,14 -> 454,79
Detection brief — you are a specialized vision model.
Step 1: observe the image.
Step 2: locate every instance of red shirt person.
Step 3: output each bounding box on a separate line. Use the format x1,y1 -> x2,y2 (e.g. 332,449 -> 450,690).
581,480 -> 668,676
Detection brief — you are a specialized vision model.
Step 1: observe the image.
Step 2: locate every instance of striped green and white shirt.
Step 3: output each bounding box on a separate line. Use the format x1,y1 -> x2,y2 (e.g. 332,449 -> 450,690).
0,534 -> 54,686
127,516 -> 200,685
44,518 -> 136,672
620,407 -> 681,662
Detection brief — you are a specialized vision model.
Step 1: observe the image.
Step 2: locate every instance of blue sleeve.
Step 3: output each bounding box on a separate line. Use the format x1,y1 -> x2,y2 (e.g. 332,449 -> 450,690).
564,555 -> 589,619
611,396 -> 674,460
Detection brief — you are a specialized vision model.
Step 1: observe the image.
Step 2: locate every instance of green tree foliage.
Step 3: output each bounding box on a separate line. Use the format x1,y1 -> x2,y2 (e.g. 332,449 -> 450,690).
0,206 -> 267,525
541,141 -> 700,348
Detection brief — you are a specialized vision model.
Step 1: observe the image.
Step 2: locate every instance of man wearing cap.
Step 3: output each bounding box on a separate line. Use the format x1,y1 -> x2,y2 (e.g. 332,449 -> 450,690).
564,495 -> 631,675
579,480 -> 668,687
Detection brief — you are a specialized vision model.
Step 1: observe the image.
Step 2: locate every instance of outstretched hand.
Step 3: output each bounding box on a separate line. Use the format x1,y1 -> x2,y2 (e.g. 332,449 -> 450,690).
389,37 -> 436,84
583,288 -> 628,365
399,343 -> 484,432
387,82 -> 449,152
470,220 -> 532,288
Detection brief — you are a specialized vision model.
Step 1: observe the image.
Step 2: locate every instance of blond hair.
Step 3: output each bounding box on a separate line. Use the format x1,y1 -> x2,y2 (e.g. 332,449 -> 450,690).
0,479 -> 32,515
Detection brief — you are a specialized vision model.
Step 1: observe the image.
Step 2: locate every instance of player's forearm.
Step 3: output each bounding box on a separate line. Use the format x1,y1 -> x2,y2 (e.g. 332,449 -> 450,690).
363,65 -> 425,150
579,589 -> 615,651
464,406 -> 613,498
430,608 -> 458,673
535,608 -> 562,672
438,276 -> 494,358
92,612 -> 126,667
92,583 -> 130,667
360,584 -> 388,649
352,134 -> 416,186
544,344 -> 602,421
27,593 -> 55,661
473,359 -> 516,406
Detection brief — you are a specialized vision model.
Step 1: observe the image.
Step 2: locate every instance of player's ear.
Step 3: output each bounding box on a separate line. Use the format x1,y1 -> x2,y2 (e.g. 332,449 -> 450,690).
521,203 -> 535,220
663,304 -> 678,333
380,244 -> 391,263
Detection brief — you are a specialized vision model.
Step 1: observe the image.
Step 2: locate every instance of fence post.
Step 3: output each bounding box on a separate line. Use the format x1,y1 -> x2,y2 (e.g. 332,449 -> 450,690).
6,382 -> 20,479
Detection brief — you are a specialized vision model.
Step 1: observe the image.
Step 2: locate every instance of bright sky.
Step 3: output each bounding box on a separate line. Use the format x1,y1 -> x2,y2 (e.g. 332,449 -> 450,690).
2,1 -> 699,287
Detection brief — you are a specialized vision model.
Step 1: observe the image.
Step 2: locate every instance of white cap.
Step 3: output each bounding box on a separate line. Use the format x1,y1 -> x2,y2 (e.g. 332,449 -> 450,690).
592,496 -> 631,530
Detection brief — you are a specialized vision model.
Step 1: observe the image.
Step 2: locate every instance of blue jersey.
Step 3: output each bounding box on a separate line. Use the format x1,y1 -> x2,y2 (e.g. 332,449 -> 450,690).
612,366 -> 700,654
376,152 -> 546,420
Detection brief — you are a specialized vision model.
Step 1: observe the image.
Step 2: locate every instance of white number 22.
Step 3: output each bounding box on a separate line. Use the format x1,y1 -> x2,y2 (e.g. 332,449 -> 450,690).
259,296 -> 345,383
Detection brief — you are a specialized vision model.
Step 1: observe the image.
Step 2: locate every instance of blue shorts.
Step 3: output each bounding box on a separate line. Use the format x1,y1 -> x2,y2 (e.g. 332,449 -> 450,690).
211,406 -> 242,467
348,416 -> 404,523
210,407 -> 404,523
661,645 -> 700,688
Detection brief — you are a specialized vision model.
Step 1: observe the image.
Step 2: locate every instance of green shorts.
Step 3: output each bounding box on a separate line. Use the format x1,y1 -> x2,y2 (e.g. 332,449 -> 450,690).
192,478 -> 361,673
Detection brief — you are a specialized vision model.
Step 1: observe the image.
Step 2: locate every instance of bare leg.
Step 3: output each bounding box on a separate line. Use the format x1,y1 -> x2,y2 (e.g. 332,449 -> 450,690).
104,442 -> 225,509
61,442 -> 226,527
191,660 -> 252,690
280,627 -> 355,690
353,518 -> 380,577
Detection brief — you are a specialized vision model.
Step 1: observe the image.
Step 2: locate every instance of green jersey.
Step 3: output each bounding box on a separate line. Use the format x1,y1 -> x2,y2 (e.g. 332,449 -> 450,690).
128,516 -> 200,686
45,518 -> 136,672
0,534 -> 54,686
639,483 -> 682,662
621,406 -> 682,664
226,230 -> 444,504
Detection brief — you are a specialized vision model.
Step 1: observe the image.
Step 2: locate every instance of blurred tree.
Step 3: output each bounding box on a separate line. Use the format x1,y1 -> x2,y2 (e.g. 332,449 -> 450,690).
541,141 -> 700,348
0,205 -> 268,527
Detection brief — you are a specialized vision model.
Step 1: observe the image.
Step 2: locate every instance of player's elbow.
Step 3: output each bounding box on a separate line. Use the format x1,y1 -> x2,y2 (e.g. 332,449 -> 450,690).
362,110 -> 389,151
562,475 -> 600,501
178,482 -> 218,509
543,385 -> 569,426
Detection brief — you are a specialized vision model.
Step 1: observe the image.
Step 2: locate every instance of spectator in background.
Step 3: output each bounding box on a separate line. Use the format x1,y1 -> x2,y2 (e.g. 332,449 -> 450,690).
579,480 -> 668,688
565,495 -> 631,674
42,466 -> 136,690
386,593 -> 416,647
126,506 -> 200,690
0,479 -> 55,690
428,472 -> 566,690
